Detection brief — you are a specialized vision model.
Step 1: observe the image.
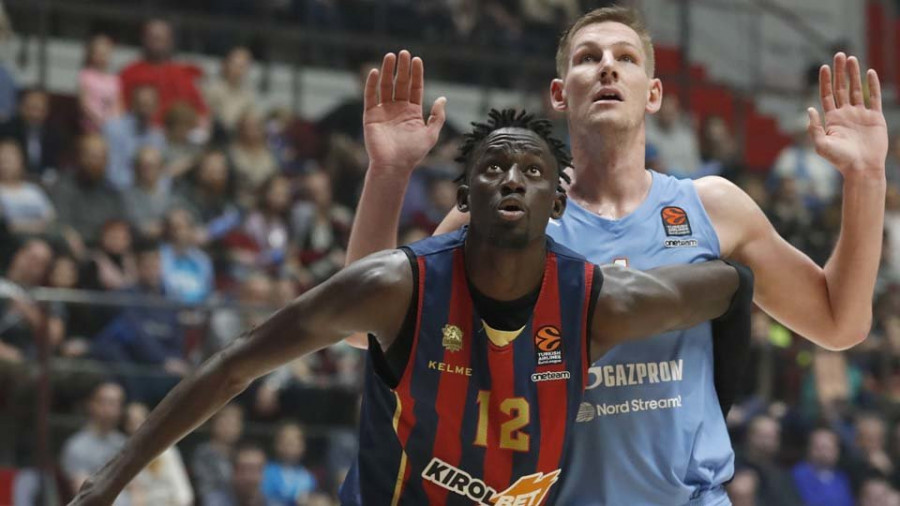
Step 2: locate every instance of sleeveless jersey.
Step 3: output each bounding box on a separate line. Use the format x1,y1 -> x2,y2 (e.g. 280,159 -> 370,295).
340,228 -> 596,506
550,171 -> 732,506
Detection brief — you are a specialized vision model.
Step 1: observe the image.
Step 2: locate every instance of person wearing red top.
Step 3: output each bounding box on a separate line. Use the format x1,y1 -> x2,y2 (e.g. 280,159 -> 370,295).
119,19 -> 208,124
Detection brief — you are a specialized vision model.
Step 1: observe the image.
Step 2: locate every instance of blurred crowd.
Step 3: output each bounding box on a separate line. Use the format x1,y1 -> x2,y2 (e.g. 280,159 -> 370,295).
0,2 -> 899,505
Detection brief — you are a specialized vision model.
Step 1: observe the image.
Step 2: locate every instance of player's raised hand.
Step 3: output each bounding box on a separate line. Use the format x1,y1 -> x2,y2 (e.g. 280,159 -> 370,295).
807,53 -> 888,177
364,50 -> 447,176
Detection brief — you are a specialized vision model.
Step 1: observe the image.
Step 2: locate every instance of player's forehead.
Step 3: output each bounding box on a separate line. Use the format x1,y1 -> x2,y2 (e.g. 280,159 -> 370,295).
478,128 -> 550,157
569,21 -> 644,56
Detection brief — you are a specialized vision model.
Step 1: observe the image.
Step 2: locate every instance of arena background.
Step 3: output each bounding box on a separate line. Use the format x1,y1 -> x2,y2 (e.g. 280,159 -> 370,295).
0,0 -> 898,504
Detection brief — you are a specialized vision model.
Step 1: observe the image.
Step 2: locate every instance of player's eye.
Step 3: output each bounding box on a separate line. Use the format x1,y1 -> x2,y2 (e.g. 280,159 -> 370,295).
526,165 -> 543,177
578,53 -> 596,64
619,54 -> 636,63
486,164 -> 503,173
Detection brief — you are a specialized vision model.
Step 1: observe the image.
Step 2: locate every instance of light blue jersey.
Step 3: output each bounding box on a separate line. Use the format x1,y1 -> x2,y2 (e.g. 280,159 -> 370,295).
550,170 -> 732,506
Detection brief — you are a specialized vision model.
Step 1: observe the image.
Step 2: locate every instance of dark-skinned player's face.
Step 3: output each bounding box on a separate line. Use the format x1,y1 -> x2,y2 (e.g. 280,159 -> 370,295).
458,128 -> 566,249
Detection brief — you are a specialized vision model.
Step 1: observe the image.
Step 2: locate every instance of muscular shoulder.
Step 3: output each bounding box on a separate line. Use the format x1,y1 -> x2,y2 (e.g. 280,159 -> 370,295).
693,176 -> 769,259
344,249 -> 413,294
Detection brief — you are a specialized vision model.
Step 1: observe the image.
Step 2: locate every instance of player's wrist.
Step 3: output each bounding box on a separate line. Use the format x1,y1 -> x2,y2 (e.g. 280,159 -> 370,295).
841,166 -> 887,186
366,160 -> 417,179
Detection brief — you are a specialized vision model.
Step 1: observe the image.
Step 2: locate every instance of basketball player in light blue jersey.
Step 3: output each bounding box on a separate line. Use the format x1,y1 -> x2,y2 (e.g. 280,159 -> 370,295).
344,5 -> 888,503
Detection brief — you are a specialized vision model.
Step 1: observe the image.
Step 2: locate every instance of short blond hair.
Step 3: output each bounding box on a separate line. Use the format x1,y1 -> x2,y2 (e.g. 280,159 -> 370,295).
556,5 -> 655,79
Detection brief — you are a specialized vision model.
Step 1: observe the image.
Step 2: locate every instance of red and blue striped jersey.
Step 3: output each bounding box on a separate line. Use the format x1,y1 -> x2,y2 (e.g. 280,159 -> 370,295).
340,228 -> 597,506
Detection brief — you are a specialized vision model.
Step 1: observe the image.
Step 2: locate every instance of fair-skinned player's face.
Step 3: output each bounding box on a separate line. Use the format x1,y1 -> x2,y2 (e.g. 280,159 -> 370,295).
551,21 -> 662,132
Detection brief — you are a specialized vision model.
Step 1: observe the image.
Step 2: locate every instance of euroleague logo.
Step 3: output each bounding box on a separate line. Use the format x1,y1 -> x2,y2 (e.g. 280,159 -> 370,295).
660,206 -> 692,237
535,326 -> 561,352
534,325 -> 563,366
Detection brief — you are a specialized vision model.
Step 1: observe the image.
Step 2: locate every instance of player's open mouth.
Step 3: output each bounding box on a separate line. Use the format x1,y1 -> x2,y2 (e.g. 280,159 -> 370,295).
592,88 -> 623,103
497,198 -> 526,221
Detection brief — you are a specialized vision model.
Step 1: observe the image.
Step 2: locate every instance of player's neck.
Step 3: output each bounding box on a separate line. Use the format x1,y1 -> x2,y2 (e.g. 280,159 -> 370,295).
568,125 -> 652,219
463,236 -> 546,302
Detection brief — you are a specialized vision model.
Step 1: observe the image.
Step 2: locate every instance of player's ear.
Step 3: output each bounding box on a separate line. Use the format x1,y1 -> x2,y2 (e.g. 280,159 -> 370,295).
456,184 -> 470,213
550,79 -> 567,112
551,190 -> 567,219
646,78 -> 663,114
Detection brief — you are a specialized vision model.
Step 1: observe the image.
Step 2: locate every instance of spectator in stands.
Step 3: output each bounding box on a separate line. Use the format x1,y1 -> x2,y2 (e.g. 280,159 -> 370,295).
242,175 -> 292,273
192,403 -> 244,503
858,477 -> 900,506
205,47 -> 256,135
175,149 -> 241,245
772,114 -> 840,211
408,169 -> 458,233
163,102 -> 204,179
0,88 -> 63,178
850,414 -> 894,488
230,109 -> 278,207
726,469 -> 760,506
125,146 -> 184,239
79,34 -> 123,133
262,421 -> 316,505
0,139 -> 55,235
208,272 -> 273,355
50,134 -> 125,255
699,115 -> 741,180
119,19 -> 208,124
792,427 -> 854,506
206,443 -> 270,506
80,219 -> 137,292
0,238 -> 52,362
123,402 -> 194,506
735,415 -> 802,506
766,176 -> 830,265
102,85 -> 167,190
60,381 -> 131,504
160,207 -> 214,304
291,169 -> 352,285
887,132 -> 900,186
44,254 -> 92,357
90,240 -> 189,402
645,93 -> 701,178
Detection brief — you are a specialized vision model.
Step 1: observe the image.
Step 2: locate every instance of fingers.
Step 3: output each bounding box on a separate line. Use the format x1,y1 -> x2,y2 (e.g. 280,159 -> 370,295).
819,64 -> 835,113
848,56 -> 863,106
363,68 -> 379,111
426,96 -> 447,140
867,68 -> 882,112
832,52 -> 849,108
394,50 -> 412,102
379,52 -> 396,104
807,107 -> 825,151
410,57 -> 425,105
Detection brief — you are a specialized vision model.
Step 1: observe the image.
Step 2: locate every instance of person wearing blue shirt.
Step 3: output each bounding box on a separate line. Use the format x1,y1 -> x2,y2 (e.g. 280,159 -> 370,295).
102,85 -> 166,190
160,208 -> 214,304
261,422 -> 317,505
792,428 -> 854,506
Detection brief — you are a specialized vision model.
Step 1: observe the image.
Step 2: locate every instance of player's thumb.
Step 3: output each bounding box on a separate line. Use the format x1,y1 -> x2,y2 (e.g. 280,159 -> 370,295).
427,97 -> 447,139
806,107 -> 826,150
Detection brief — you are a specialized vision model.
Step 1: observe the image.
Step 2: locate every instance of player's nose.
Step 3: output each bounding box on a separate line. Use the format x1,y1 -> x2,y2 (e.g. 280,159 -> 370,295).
500,165 -> 526,195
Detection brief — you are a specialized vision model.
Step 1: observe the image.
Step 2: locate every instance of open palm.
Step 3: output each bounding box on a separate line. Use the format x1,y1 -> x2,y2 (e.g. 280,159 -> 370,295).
808,53 -> 888,176
363,51 -> 446,175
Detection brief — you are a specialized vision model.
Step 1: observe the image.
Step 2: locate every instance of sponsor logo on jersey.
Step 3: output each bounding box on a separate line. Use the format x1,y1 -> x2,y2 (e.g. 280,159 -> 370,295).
442,324 -> 464,352
575,395 -> 684,421
586,360 -> 684,389
664,239 -> 698,248
531,370 -> 571,383
428,360 -> 473,376
660,206 -> 692,236
422,457 -> 561,505
534,325 -> 563,366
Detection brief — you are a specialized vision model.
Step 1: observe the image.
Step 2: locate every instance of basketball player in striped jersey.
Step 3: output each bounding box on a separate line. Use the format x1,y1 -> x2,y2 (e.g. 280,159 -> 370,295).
346,7 -> 888,504
68,107 -> 753,506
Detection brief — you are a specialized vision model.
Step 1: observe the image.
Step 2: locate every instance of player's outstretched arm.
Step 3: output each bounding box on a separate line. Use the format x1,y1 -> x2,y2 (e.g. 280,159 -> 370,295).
590,260 -> 753,359
699,53 -> 886,351
346,50 -> 446,264
68,251 -> 412,506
